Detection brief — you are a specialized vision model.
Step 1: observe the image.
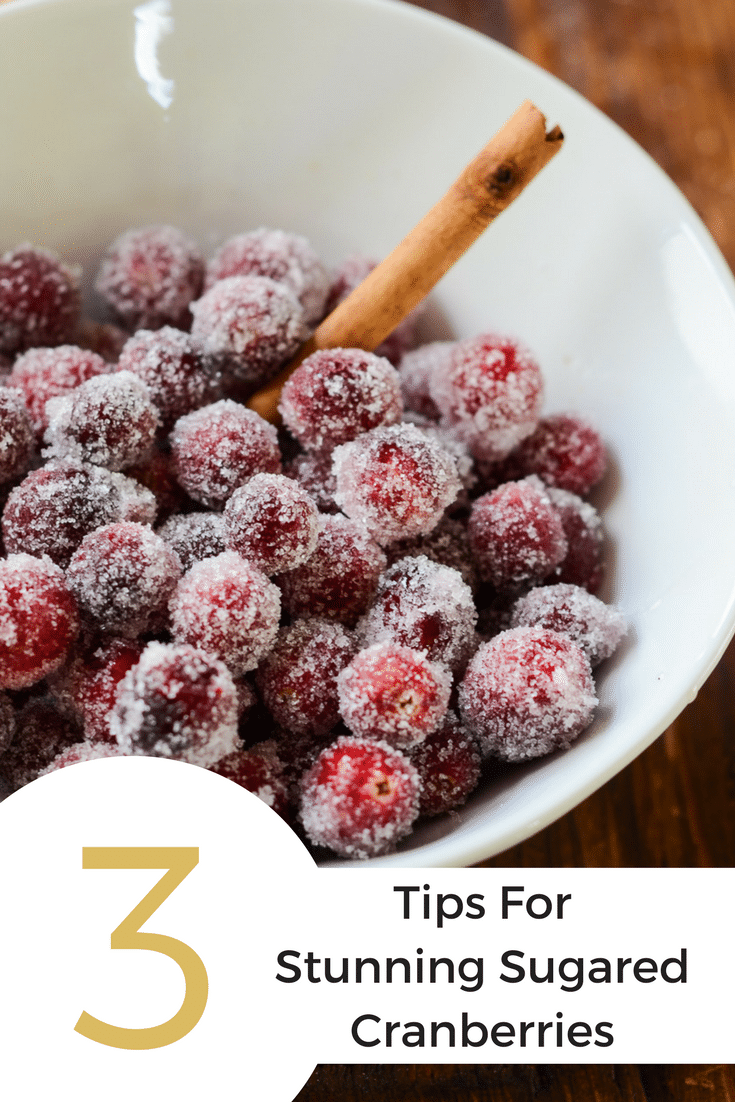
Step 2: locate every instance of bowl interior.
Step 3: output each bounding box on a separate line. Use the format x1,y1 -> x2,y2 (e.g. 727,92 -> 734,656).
3,0 -> 735,866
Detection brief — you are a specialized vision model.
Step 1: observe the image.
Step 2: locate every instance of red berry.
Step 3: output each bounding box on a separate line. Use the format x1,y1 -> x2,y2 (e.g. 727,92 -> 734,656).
547,486 -> 604,592
430,333 -> 543,463
283,449 -> 339,513
205,229 -> 329,326
117,326 -> 219,431
9,344 -> 108,436
300,736 -> 422,858
510,583 -> 626,667
94,225 -> 204,330
0,245 -> 81,355
190,275 -> 303,397
2,460 -> 156,567
1,699 -> 82,789
256,618 -> 355,736
224,473 -> 318,575
111,641 -> 239,766
458,626 -> 597,760
66,522 -> 182,637
170,552 -> 281,676
0,554 -> 79,689
43,370 -> 159,471
398,341 -> 453,419
279,348 -> 402,451
277,514 -> 386,627
337,642 -> 451,748
468,477 -> 567,589
51,638 -> 146,743
332,422 -> 460,545
506,413 -> 607,497
157,511 -> 227,572
170,399 -> 281,508
0,389 -> 34,484
409,712 -> 481,816
385,514 -> 478,594
210,740 -> 289,818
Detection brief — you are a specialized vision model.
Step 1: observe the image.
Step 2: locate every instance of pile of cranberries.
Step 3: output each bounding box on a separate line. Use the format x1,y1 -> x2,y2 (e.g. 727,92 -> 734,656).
0,226 -> 626,859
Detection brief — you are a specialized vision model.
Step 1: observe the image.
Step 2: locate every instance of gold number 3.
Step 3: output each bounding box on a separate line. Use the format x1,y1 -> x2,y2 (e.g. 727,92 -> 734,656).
75,847 -> 209,1050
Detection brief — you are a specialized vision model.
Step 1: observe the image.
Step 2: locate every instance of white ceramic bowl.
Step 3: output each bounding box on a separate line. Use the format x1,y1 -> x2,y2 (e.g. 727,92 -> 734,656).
3,0 -> 735,867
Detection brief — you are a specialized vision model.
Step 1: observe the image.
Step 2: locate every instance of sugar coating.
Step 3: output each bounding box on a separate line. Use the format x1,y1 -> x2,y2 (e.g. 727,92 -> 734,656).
0,244 -> 81,356
458,625 -> 598,761
338,641 -> 451,748
1,699 -> 82,789
256,617 -> 355,736
409,711 -> 481,816
547,486 -> 604,592
50,638 -> 145,743
398,341 -> 454,419
117,326 -> 219,431
157,511 -> 227,571
9,344 -> 108,435
277,513 -> 386,627
224,472 -> 319,575
430,333 -> 543,463
2,460 -> 157,567
171,399 -> 281,508
284,449 -> 339,513
332,422 -> 461,545
468,476 -> 567,589
40,738 -> 126,774
511,583 -> 626,667
205,229 -> 330,326
0,389 -> 34,484
170,551 -> 281,675
190,275 -> 304,394
279,347 -> 403,451
508,413 -> 607,497
94,225 -> 204,330
126,446 -> 189,522
326,254 -> 421,364
111,641 -> 239,766
0,553 -> 79,688
357,555 -> 477,673
43,370 -> 159,470
385,514 -> 478,594
66,522 -> 182,637
300,735 -> 422,858
211,740 -> 290,817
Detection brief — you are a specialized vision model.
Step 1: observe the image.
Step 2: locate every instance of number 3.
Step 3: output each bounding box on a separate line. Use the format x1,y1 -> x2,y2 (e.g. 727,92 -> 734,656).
75,847 -> 209,1050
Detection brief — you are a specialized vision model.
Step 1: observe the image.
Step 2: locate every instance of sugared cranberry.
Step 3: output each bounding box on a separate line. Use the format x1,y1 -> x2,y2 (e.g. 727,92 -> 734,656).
277,514 -> 386,627
547,486 -> 604,591
117,326 -> 219,431
300,736 -> 422,858
43,370 -> 159,471
458,626 -> 597,761
9,345 -> 108,436
94,225 -> 204,330
398,341 -> 453,419
170,552 -> 281,676
111,641 -> 239,766
75,318 -> 129,362
0,390 -> 34,484
257,618 -> 355,736
211,740 -> 289,818
385,514 -> 478,594
510,583 -> 626,667
41,739 -> 126,774
157,511 -> 227,571
332,422 -> 460,545
205,229 -> 330,326
66,522 -> 182,637
508,413 -> 607,497
468,477 -> 567,590
170,399 -> 281,509
3,460 -> 156,567
337,642 -> 451,748
357,556 -> 477,673
430,333 -> 543,463
279,348 -> 402,451
0,554 -> 79,689
224,473 -> 318,575
0,245 -> 81,355
409,712 -> 481,816
190,275 -> 303,397
51,638 -> 146,743
283,449 -> 339,513
1,698 -> 82,789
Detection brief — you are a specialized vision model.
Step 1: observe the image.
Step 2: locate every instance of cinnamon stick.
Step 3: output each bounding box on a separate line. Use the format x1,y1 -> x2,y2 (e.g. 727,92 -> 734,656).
248,100 -> 563,423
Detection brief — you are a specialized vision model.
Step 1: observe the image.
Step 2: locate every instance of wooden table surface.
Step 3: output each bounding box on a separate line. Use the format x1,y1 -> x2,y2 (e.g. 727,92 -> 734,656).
298,0 -> 735,1098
